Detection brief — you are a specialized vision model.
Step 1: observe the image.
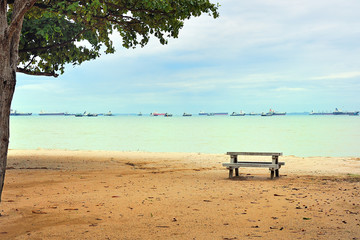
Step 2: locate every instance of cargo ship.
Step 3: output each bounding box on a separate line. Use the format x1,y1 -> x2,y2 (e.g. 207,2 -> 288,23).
10,109 -> 32,116
333,108 -> 359,115
247,112 -> 261,116
230,111 -> 245,116
273,112 -> 286,115
151,112 -> 166,116
200,112 -> 228,116
209,112 -> 228,116
39,111 -> 64,116
309,111 -> 332,115
261,109 -> 286,116
104,111 -> 113,116
310,108 -> 359,116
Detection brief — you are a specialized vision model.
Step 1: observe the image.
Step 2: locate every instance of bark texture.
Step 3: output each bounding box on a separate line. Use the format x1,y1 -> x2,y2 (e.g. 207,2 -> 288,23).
0,0 -> 35,202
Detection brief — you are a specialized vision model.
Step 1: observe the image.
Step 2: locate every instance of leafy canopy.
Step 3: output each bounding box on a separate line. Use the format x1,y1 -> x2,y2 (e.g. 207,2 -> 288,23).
14,0 -> 219,77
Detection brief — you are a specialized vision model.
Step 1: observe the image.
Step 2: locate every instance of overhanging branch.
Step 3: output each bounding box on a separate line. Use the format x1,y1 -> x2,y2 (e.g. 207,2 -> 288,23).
17,67 -> 59,77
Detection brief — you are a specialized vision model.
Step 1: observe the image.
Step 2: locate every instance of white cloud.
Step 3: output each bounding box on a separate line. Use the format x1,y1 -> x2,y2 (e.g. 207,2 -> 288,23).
311,72 -> 360,80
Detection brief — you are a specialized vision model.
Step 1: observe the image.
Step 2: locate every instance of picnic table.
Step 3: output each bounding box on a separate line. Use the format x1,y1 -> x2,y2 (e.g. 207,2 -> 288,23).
222,152 -> 285,179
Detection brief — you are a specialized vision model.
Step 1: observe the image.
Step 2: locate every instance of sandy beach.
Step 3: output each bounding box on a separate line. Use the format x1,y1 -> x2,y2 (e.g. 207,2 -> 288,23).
1,149 -> 359,239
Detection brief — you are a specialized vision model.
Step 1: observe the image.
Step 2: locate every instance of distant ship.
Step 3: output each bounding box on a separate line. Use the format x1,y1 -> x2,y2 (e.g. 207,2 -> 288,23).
138,112 -> 143,116
199,111 -> 208,116
333,108 -> 359,116
209,112 -> 228,116
310,108 -> 359,116
230,111 -> 245,116
261,112 -> 273,116
39,111 -> 64,116
104,111 -> 113,116
75,111 -> 98,117
183,113 -> 192,117
261,109 -> 286,116
309,111 -> 332,115
164,113 -> 173,117
151,112 -> 165,116
10,109 -> 32,116
84,111 -> 98,117
247,112 -> 260,116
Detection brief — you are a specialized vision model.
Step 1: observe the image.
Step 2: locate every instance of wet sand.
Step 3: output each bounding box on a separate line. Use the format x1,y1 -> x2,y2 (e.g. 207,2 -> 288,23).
1,149 -> 360,239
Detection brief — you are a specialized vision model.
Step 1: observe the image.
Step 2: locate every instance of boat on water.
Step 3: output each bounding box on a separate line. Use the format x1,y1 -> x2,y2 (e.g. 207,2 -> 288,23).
199,111 -> 208,116
261,112 -> 273,116
85,112 -> 98,117
230,111 -> 245,116
151,112 -> 166,116
261,109 -> 286,116
273,112 -> 286,115
310,108 -> 359,116
309,111 -> 332,115
164,113 -> 173,117
138,112 -> 143,116
39,111 -> 64,116
10,109 -> 32,116
347,111 -> 360,116
247,112 -> 260,116
183,113 -> 192,117
333,108 -> 359,116
104,111 -> 113,116
209,112 -> 228,116
75,111 -> 98,117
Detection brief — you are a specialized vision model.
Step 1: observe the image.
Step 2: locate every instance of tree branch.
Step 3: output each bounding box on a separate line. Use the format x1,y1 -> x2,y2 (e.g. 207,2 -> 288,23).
16,67 -> 59,77
23,55 -> 35,69
6,0 -> 36,39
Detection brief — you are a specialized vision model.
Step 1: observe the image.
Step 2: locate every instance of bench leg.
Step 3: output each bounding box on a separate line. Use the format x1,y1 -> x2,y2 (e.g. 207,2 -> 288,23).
235,168 -> 239,177
275,169 -> 279,177
229,168 -> 234,179
270,170 -> 274,179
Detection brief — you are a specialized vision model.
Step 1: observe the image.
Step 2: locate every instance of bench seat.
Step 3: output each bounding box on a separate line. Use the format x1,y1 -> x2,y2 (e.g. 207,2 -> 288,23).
223,162 -> 285,169
223,152 -> 284,179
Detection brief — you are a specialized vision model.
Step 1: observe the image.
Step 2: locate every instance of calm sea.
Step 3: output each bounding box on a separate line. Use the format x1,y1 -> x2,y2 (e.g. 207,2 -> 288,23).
9,115 -> 360,157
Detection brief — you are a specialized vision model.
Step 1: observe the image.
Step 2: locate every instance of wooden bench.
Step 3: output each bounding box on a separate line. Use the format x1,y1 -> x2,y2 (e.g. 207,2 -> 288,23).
223,152 -> 285,179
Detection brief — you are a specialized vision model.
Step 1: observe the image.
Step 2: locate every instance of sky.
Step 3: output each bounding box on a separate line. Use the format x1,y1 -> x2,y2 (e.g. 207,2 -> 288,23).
12,0 -> 360,114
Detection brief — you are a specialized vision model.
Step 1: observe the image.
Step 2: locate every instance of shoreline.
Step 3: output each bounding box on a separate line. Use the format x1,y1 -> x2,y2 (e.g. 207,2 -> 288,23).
7,149 -> 360,175
1,149 -> 359,239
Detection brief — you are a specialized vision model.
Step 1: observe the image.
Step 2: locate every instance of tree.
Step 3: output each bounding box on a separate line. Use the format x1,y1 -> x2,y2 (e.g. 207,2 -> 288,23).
0,0 -> 219,201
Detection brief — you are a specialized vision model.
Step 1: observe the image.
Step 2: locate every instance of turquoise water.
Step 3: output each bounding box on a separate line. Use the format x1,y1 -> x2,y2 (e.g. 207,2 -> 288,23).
9,115 -> 360,157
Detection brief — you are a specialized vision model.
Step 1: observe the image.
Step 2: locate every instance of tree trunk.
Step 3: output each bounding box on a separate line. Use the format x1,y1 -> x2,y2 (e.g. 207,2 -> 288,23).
0,67 -> 16,202
0,22 -> 17,202
0,0 -> 33,202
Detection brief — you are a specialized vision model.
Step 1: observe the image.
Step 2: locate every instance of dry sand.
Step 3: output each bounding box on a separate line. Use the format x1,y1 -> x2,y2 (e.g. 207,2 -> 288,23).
1,149 -> 360,239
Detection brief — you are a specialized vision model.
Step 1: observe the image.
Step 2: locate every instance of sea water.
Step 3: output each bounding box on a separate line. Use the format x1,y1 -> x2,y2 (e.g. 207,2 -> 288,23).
9,115 -> 360,157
